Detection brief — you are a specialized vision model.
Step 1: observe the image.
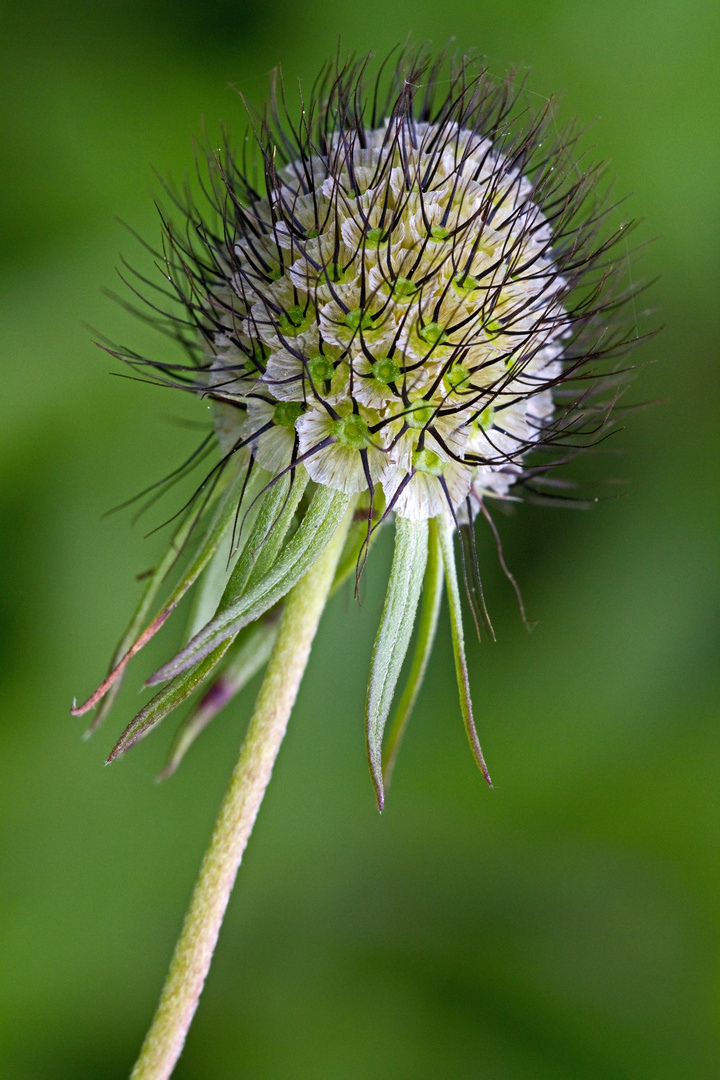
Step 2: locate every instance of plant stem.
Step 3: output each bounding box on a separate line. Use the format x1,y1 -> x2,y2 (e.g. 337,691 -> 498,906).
130,508 -> 353,1080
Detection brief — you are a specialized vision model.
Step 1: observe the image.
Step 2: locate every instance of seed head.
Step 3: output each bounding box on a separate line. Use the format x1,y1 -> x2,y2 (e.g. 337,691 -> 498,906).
73,48 -> 646,805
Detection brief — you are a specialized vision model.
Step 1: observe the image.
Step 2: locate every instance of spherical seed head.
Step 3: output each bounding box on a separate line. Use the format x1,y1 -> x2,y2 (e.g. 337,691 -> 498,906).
222,114 -> 568,519
118,47 -> 643,528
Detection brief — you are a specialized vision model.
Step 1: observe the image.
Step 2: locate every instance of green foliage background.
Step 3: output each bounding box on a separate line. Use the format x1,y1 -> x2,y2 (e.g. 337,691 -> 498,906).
1,2 -> 717,1076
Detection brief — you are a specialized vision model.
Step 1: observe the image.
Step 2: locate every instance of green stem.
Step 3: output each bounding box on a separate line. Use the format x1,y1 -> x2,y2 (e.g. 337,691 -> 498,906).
129,505 -> 353,1080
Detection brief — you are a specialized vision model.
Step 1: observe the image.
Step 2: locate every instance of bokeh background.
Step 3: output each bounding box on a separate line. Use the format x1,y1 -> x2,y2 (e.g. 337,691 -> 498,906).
1,1 -> 718,1077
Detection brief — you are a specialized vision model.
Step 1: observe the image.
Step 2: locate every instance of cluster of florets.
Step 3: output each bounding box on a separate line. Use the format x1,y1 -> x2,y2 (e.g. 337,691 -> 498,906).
116,53 -> 638,534
210,116 -> 566,521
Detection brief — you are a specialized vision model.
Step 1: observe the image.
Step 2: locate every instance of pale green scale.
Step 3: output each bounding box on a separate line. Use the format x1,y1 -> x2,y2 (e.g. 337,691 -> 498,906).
451,272 -> 480,299
331,413 -> 371,450
278,304 -> 315,337
273,401 -> 304,429
429,225 -> 450,242
320,264 -> 348,285
307,355 -> 335,384
392,277 -> 417,300
443,365 -> 471,393
405,401 -> 435,429
419,321 -> 448,347
371,357 -> 401,384
365,227 -> 389,249
412,448 -> 444,476
345,308 -> 374,332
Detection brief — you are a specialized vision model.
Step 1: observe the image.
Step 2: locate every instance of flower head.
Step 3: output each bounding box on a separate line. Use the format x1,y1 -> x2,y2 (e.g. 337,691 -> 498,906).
72,48 -> 643,808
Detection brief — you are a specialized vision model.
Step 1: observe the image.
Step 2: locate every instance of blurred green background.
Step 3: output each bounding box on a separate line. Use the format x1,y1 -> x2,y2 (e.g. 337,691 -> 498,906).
1,1 -> 718,1077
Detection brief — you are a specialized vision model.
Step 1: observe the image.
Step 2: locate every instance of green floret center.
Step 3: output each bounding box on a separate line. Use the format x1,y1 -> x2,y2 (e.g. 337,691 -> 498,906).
443,364 -> 471,393
419,321 -> 448,347
331,413 -> 370,450
267,265 -> 283,282
451,272 -> 480,298
273,401 -> 304,429
412,449 -> 444,476
483,317 -> 502,339
307,355 -> 335,383
392,276 -> 417,299
429,225 -> 450,242
320,264 -> 348,285
278,304 -> 314,337
247,339 -> 269,372
405,401 -> 435,428
365,227 -> 389,249
371,357 -> 401,384
345,308 -> 374,333
479,405 -> 495,429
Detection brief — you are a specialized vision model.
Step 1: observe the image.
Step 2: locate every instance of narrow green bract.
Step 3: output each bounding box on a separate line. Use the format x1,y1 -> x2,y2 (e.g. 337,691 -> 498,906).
84,508 -> 199,736
182,467 -> 268,643
158,467 -> 250,619
148,486 -> 353,683
107,473 -> 307,763
107,643 -> 232,762
382,518 -> 445,790
365,517 -> 429,809
226,468 -> 309,600
158,615 -> 281,779
437,515 -> 492,787
71,465 -> 248,720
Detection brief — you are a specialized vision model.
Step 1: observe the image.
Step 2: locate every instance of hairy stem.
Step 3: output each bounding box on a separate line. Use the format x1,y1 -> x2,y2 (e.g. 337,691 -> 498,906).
129,507 -> 353,1080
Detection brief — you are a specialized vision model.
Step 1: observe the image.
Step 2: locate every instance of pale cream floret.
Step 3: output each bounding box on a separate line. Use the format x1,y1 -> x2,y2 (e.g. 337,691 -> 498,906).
407,190 -> 487,248
273,189 -> 333,239
241,397 -> 296,475
262,345 -> 349,407
466,401 -> 535,465
279,154 -> 332,194
244,281 -> 317,349
287,239 -> 358,306
319,150 -> 389,205
383,406 -> 469,473
209,337 -> 259,400
297,404 -> 387,494
398,290 -> 488,362
381,459 -> 474,521
318,293 -> 395,349
260,348 -> 308,401
365,251 -> 446,306
351,352 -> 426,409
339,205 -> 407,257
232,235 -> 286,296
